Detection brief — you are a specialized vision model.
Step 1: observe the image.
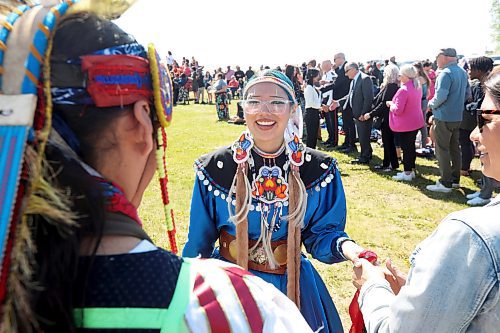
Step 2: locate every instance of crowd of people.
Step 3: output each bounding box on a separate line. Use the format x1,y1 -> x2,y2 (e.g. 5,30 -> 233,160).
168,50 -> 499,206
0,2 -> 499,333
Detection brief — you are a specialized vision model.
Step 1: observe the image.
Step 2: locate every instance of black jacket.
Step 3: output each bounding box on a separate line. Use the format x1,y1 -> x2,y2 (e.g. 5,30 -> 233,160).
461,79 -> 484,130
344,73 -> 374,118
369,83 -> 399,121
333,62 -> 350,99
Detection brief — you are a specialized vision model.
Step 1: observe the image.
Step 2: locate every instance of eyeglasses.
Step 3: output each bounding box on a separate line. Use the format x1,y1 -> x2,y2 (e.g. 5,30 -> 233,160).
239,99 -> 293,114
477,109 -> 500,131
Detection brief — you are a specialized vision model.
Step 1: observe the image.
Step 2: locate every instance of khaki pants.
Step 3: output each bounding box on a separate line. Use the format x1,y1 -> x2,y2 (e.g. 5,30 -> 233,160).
432,119 -> 462,187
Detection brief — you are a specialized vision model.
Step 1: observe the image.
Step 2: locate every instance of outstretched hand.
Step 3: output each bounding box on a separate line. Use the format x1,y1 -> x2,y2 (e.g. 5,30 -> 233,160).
329,100 -> 340,110
352,258 -> 384,289
382,258 -> 407,295
352,257 -> 408,294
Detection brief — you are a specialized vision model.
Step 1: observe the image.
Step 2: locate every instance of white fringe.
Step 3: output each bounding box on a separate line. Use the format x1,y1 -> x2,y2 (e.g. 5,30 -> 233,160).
249,207 -> 280,269
282,170 -> 307,228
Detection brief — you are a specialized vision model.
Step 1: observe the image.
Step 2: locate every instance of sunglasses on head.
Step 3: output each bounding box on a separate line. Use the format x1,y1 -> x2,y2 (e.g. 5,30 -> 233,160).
477,109 -> 500,131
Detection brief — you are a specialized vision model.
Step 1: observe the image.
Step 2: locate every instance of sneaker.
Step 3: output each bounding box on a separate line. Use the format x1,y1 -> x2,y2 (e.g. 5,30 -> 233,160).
467,196 -> 491,206
452,183 -> 460,189
396,171 -> 416,179
426,181 -> 452,193
466,191 -> 481,200
393,172 -> 415,181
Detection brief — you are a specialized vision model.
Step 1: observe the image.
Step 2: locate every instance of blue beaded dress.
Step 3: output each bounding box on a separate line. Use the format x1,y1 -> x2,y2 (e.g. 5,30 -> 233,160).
183,146 -> 350,333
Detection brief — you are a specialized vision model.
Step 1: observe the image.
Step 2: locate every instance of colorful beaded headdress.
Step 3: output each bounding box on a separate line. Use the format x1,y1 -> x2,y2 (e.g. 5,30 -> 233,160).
242,70 -> 297,104
0,0 -> 176,327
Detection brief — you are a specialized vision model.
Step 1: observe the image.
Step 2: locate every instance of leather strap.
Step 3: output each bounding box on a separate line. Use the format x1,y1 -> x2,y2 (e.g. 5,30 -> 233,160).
219,229 -> 287,275
102,213 -> 152,243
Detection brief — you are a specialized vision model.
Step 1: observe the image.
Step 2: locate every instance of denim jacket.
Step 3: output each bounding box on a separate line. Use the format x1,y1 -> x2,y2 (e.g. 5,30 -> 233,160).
359,197 -> 500,332
428,61 -> 469,122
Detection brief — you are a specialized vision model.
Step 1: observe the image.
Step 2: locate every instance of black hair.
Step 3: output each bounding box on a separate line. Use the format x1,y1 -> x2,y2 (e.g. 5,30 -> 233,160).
422,60 -> 433,68
469,56 -> 494,74
285,65 -> 295,81
31,12 -> 139,332
306,68 -> 320,85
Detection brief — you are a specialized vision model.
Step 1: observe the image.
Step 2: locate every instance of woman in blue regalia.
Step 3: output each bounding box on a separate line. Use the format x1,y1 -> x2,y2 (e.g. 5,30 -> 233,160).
183,70 -> 364,333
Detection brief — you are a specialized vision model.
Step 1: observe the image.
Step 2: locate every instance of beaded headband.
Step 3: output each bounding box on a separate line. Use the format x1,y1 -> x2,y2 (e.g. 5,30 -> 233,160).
50,42 -> 173,128
242,72 -> 297,104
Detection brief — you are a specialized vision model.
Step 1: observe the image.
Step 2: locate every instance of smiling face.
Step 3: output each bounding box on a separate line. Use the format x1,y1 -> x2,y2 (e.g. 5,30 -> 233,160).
244,82 -> 293,153
470,91 -> 500,180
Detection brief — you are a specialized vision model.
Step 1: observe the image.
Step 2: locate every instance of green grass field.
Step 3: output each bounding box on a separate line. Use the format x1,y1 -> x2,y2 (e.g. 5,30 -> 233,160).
140,102 -> 482,328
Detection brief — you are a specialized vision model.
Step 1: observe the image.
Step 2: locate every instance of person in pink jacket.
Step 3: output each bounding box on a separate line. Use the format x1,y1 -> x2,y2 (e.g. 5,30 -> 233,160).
387,65 -> 425,181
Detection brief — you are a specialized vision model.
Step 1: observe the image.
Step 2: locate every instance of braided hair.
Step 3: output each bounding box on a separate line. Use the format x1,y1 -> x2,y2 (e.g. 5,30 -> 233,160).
232,69 -> 306,307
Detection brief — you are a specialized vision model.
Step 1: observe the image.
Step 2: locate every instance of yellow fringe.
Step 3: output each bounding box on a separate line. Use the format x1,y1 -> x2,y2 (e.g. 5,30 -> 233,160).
0,146 -> 78,332
68,0 -> 137,19
24,147 -> 77,227
0,213 -> 38,333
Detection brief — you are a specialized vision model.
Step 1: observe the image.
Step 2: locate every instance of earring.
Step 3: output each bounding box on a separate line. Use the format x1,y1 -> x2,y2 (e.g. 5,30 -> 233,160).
232,131 -> 254,164
285,126 -> 305,167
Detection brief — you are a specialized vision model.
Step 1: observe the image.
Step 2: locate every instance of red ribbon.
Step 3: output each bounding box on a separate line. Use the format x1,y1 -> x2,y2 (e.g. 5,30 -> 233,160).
349,250 -> 378,333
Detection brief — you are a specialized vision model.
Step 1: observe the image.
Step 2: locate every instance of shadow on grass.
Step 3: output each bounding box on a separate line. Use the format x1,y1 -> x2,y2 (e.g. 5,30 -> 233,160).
322,139 -> 477,205
368,166 -> 471,205
415,163 -> 441,176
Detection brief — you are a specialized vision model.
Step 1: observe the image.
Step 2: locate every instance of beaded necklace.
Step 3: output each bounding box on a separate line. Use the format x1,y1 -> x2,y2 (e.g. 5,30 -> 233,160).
249,148 -> 288,267
230,129 -> 305,268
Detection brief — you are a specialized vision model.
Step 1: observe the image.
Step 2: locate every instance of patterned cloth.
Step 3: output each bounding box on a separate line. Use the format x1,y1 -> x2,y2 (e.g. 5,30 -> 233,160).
74,249 -> 312,332
215,92 -> 229,120
178,86 -> 189,104
95,177 -> 142,226
51,43 -> 147,106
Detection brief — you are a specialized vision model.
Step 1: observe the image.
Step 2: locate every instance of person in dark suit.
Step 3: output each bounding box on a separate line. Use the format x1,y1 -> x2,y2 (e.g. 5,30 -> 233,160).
331,53 -> 354,152
320,60 -> 337,147
332,62 -> 374,164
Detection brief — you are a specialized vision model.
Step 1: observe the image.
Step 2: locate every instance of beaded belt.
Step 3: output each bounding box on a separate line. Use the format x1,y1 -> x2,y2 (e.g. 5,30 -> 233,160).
219,229 -> 287,275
